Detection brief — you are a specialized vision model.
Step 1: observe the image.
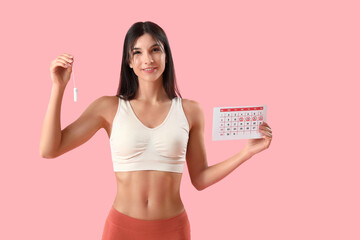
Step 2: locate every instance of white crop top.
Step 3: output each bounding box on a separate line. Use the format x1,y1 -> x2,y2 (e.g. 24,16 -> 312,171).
109,96 -> 190,173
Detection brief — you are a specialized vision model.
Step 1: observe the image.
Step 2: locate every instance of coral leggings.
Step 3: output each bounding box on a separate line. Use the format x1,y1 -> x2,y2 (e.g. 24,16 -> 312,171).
101,205 -> 191,240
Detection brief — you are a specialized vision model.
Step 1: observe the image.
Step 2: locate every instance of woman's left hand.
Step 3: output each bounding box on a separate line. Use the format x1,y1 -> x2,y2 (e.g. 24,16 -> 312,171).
244,121 -> 273,157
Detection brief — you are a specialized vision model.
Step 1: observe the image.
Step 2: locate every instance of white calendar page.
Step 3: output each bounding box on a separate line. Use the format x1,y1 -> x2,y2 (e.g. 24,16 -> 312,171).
212,105 -> 267,141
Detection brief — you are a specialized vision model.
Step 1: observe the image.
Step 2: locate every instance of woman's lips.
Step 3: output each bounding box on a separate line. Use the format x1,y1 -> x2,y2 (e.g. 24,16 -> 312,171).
142,67 -> 157,73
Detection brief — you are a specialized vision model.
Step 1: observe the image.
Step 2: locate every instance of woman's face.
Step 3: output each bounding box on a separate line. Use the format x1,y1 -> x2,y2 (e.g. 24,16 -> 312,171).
128,33 -> 166,83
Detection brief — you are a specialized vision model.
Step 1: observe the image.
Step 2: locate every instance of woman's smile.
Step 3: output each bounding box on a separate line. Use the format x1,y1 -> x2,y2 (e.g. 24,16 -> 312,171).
143,67 -> 157,73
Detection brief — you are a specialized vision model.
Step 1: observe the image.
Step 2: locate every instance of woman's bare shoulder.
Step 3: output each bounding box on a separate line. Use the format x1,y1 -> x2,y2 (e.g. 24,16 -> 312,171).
96,95 -> 119,116
88,95 -> 117,114
181,98 -> 204,131
181,98 -> 201,109
99,95 -> 118,104
91,95 -> 119,135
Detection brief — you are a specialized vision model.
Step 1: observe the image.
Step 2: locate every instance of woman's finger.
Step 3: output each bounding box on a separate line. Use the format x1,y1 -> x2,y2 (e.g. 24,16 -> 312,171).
260,125 -> 272,133
51,60 -> 70,70
62,53 -> 74,59
58,55 -> 73,64
54,60 -> 70,69
260,129 -> 272,137
55,58 -> 69,66
262,121 -> 271,128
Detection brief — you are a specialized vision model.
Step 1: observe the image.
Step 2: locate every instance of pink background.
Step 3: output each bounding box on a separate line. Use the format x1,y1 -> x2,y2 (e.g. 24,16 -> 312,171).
1,0 -> 359,239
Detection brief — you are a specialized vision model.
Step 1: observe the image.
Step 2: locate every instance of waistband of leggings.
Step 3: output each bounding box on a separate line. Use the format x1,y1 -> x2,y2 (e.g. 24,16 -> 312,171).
107,206 -> 189,232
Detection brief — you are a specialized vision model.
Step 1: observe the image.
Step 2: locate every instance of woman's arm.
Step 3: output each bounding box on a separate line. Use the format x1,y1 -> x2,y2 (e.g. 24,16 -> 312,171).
39,84 -> 66,158
40,53 -> 106,158
185,100 -> 271,191
39,91 -> 106,158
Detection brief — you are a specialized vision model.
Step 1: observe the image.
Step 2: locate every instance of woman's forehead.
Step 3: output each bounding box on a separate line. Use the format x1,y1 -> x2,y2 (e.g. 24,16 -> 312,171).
133,34 -> 163,49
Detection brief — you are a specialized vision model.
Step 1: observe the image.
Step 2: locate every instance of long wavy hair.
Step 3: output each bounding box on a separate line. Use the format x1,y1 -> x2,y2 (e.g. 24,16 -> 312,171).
116,21 -> 182,100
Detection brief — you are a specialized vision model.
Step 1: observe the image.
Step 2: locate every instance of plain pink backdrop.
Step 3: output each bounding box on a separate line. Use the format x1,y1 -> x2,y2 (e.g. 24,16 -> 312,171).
1,0 -> 359,239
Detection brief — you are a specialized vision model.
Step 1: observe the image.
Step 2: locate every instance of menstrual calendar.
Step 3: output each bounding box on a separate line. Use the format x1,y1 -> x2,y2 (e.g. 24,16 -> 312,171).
212,105 -> 267,141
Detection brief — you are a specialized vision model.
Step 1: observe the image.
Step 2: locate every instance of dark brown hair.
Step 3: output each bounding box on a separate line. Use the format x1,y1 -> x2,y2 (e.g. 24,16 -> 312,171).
116,21 -> 182,100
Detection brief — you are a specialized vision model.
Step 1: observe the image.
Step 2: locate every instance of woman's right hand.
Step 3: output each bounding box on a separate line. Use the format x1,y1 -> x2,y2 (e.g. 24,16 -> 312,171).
50,53 -> 74,88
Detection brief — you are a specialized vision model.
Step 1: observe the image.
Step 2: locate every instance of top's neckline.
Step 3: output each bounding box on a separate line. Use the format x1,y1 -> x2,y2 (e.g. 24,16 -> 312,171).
126,97 -> 176,130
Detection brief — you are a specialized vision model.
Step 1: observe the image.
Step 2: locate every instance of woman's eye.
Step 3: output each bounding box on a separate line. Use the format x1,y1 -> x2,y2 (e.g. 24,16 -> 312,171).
133,48 -> 160,55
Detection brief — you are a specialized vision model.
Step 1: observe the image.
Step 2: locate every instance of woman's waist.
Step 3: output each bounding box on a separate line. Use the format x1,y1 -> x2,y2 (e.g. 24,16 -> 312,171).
112,195 -> 184,220
114,170 -> 182,199
114,185 -> 182,207
113,170 -> 183,219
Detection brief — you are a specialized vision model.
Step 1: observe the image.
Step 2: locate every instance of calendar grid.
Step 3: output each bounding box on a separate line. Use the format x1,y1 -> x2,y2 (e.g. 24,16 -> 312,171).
212,105 -> 267,141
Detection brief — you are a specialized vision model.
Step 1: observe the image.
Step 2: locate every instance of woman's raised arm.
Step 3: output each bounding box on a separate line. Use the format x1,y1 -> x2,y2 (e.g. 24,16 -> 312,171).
39,53 -> 106,158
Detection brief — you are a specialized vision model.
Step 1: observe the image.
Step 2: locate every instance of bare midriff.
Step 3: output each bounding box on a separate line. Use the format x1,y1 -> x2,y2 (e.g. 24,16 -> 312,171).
112,170 -> 185,220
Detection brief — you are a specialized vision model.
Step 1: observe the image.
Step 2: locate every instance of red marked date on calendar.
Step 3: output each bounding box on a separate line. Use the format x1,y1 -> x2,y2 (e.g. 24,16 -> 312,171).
212,105 -> 267,141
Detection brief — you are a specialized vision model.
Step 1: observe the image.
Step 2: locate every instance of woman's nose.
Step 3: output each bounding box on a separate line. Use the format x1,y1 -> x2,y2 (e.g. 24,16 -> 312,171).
143,53 -> 154,63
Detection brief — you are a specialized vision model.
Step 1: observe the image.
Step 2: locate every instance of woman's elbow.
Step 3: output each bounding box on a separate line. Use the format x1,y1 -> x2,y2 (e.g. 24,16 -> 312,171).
39,146 -> 57,159
192,180 -> 206,191
195,185 -> 205,191
40,151 -> 55,159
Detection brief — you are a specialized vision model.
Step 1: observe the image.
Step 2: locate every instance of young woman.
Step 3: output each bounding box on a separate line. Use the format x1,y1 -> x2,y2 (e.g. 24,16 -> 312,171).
40,21 -> 273,240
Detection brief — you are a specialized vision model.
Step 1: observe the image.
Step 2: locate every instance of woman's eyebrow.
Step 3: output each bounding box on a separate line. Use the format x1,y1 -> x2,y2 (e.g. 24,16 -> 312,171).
132,43 -> 160,50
